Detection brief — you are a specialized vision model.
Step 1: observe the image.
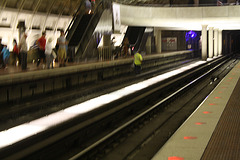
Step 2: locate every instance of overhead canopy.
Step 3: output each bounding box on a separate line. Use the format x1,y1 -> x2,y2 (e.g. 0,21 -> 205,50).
119,3 -> 240,30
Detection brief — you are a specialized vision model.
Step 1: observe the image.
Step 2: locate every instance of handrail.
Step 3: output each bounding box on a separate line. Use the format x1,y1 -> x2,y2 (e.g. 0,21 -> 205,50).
130,27 -> 145,53
65,0 -> 85,37
75,0 -> 105,57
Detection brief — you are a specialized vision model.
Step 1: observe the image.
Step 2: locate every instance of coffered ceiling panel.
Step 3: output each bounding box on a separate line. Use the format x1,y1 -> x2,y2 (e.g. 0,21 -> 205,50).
0,0 -> 82,16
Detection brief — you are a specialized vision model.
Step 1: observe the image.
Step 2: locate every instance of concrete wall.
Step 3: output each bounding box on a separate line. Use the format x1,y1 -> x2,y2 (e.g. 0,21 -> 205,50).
161,31 -> 187,51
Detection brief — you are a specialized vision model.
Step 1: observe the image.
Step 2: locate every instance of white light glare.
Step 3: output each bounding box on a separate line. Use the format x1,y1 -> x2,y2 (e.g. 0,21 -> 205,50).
0,124 -> 46,148
64,94 -> 121,114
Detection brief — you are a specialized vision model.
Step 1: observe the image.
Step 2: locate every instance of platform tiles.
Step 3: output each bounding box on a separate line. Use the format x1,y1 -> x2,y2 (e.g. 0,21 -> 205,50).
152,62 -> 240,160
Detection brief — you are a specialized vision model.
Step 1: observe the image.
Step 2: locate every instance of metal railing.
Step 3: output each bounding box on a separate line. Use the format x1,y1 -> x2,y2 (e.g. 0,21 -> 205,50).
75,0 -> 106,58
98,46 -> 112,60
113,0 -> 239,7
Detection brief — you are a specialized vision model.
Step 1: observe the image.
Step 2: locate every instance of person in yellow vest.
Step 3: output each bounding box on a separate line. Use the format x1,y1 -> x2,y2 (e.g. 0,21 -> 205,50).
134,51 -> 143,74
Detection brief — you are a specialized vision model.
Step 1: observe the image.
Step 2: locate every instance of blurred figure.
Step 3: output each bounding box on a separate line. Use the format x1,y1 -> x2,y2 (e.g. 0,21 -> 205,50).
19,33 -> 28,70
45,38 -> 54,69
57,29 -> 68,67
85,0 -> 92,14
111,37 -> 116,53
217,0 -> 223,5
122,37 -> 129,57
134,51 -> 143,74
37,31 -> 46,68
1,45 -> 10,69
0,38 -> 3,68
13,39 -> 20,66
91,0 -> 96,12
111,37 -> 119,59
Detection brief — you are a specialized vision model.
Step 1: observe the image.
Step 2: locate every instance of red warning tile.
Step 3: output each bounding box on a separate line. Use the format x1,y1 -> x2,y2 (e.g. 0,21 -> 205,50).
203,111 -> 212,114
229,77 -> 233,79
218,91 -> 223,93
209,103 -> 217,106
195,122 -> 206,125
221,87 -> 228,89
184,136 -> 197,139
214,97 -> 221,99
168,156 -> 184,160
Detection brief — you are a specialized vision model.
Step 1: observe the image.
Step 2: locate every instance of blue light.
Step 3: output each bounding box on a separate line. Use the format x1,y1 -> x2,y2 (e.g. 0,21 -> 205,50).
186,30 -> 197,42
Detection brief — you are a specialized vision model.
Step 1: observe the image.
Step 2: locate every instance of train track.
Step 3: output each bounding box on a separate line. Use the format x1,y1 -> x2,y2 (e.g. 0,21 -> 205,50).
0,58 -> 199,131
67,56 -> 236,160
0,55 -> 236,160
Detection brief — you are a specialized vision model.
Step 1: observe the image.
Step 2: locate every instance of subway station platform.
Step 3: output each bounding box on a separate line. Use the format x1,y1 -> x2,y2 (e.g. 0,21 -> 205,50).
0,50 -> 193,76
152,61 -> 240,160
0,50 -> 196,105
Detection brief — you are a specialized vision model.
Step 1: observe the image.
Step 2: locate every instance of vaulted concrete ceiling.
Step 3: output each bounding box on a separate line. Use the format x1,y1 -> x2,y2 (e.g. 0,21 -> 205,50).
0,0 -> 82,16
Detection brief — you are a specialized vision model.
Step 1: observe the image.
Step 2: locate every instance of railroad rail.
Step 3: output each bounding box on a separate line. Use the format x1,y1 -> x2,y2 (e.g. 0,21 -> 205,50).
0,55 -> 236,160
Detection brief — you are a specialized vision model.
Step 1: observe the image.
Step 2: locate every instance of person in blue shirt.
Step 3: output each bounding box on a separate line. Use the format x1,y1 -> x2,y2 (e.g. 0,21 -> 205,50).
1,45 -> 10,69
0,38 -> 3,68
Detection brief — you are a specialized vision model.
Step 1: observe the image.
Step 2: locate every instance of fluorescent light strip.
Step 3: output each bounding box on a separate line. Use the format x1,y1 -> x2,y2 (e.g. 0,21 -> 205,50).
0,60 -> 205,148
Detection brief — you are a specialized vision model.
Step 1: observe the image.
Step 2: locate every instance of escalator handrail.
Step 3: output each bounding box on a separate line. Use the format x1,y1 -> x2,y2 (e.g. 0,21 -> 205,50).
131,27 -> 145,52
139,32 -> 149,51
75,0 -> 105,56
65,0 -> 85,37
123,27 -> 145,52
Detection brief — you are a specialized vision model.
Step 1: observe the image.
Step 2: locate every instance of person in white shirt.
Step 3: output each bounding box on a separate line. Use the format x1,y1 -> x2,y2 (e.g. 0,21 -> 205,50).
45,38 -> 54,69
19,33 -> 28,70
57,30 -> 67,67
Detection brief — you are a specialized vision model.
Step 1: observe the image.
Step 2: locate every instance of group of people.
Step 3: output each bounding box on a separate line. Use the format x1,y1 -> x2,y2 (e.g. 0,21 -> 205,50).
0,33 -> 30,70
0,29 -> 143,75
35,29 -> 68,69
0,29 -> 68,71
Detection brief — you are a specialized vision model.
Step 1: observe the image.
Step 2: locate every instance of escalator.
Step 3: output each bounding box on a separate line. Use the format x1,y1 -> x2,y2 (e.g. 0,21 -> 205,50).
66,0 -> 105,59
124,26 -> 146,54
68,14 -> 92,46
139,32 -> 150,52
65,0 -> 85,44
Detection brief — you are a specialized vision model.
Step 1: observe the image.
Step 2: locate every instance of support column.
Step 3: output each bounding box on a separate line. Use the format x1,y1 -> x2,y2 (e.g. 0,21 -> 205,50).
103,34 -> 111,46
146,36 -> 152,55
99,34 -> 111,60
194,0 -> 199,6
214,28 -> 219,57
208,27 -> 214,58
218,29 -> 222,56
154,28 -> 162,53
201,25 -> 208,60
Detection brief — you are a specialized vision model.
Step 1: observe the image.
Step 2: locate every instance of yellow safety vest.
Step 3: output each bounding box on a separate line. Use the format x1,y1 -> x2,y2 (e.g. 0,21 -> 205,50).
134,52 -> 143,65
